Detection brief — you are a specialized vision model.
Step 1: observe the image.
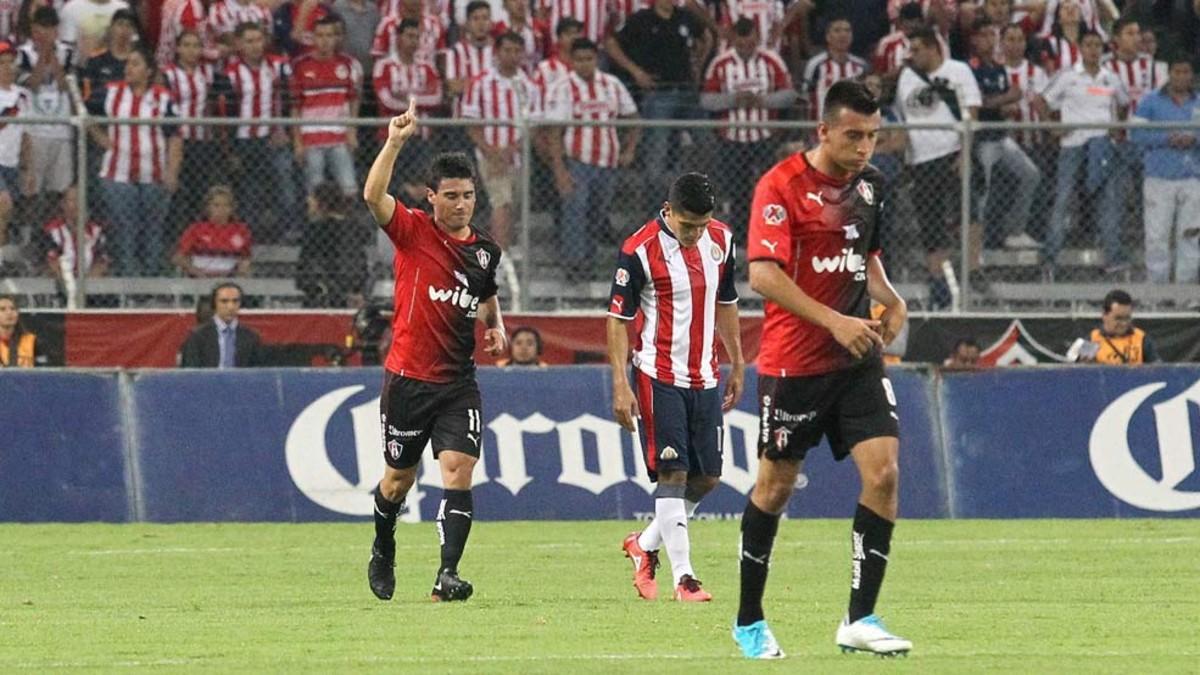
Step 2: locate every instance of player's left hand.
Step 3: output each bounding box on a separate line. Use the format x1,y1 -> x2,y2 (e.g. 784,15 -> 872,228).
483,328 -> 507,357
878,301 -> 907,346
722,362 -> 745,413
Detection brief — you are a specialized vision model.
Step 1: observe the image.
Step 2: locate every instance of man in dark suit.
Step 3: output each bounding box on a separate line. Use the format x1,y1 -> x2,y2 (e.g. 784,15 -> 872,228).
180,283 -> 264,368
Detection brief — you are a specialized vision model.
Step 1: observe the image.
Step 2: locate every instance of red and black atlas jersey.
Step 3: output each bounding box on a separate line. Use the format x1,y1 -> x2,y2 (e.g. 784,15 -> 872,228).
747,152 -> 885,377
382,203 -> 500,382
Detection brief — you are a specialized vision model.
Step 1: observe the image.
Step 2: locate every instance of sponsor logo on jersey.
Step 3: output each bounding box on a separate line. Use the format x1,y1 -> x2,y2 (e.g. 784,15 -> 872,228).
762,204 -> 786,225
843,224 -> 860,241
610,296 -> 624,313
428,285 -> 481,314
811,248 -> 866,278
856,180 -> 874,206
614,268 -> 630,287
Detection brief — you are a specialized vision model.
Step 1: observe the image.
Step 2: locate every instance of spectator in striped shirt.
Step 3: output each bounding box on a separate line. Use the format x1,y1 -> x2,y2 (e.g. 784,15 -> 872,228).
461,31 -> 540,250
88,46 -> 183,276
40,187 -> 110,280
290,16 -> 362,196
873,2 -> 925,75
701,19 -> 794,239
532,16 -> 580,96
493,0 -> 549,71
370,0 -> 444,66
225,21 -> 299,242
1039,0 -> 1085,74
543,37 -> 638,276
154,0 -> 206,67
372,18 -> 441,200
173,185 -> 254,277
163,30 -> 226,230
445,0 -> 494,102
803,16 -> 869,121
208,0 -> 273,51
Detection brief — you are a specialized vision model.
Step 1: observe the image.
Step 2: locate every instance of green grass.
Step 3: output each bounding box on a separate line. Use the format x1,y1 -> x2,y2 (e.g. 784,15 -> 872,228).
2,520 -> 1198,673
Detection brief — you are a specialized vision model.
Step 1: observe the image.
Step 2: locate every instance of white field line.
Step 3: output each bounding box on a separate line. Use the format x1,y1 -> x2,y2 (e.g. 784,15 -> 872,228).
8,650 -> 1200,669
65,536 -> 1197,556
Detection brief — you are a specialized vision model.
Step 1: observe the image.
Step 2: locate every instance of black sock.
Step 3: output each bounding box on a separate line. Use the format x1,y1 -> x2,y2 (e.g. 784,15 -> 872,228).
737,498 -> 780,626
373,490 -> 402,557
848,503 -> 895,623
437,489 -> 473,575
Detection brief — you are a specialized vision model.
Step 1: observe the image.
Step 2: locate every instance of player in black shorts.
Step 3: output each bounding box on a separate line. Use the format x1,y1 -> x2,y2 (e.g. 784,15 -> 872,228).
363,98 -> 507,602
732,81 -> 912,658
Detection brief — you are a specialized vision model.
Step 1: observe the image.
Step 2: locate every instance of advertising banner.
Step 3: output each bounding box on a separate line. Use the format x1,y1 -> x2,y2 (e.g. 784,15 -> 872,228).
941,366 -> 1200,517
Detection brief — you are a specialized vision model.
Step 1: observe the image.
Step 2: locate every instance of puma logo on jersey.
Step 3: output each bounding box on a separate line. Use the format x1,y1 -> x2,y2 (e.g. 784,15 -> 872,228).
805,191 -> 824,207
811,248 -> 866,275
760,239 -> 779,254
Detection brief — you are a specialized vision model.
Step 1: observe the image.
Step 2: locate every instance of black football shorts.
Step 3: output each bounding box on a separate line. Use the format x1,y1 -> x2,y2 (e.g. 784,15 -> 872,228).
757,357 -> 899,462
379,372 -> 483,470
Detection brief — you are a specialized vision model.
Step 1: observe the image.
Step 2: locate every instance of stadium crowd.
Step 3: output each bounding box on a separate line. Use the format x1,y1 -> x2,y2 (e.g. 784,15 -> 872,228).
0,0 -> 1198,304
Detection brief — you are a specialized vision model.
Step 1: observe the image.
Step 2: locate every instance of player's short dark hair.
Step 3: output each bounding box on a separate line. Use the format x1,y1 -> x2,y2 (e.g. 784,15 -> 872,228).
235,21 -> 265,38
555,17 -> 583,37
732,17 -> 757,37
495,31 -> 524,50
1112,16 -> 1139,36
1103,289 -> 1134,313
427,152 -> 476,191
511,326 -> 543,354
897,2 -> 924,22
31,6 -> 59,27
210,282 -> 244,309
668,172 -> 715,216
570,37 -> 597,54
1163,51 -> 1195,69
909,25 -> 940,49
823,79 -> 879,121
466,0 -> 491,18
972,15 -> 995,33
397,18 -> 420,33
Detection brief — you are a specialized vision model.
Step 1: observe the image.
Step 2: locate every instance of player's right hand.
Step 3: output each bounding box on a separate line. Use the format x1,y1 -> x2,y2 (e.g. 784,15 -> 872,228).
612,381 -> 640,432
386,96 -> 418,148
829,315 -> 884,359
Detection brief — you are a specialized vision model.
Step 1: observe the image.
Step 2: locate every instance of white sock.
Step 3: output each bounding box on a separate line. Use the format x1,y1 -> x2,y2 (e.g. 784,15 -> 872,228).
638,518 -> 661,551
656,497 -> 693,584
639,499 -> 701,552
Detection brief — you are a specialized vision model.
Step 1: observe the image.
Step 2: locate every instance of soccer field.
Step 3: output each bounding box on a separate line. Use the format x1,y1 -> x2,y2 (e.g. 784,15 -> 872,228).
3,520 -> 1196,672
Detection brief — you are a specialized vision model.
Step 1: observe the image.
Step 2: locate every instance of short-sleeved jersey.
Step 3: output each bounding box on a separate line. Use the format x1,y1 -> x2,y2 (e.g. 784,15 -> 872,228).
381,203 -> 501,383
608,215 -> 738,390
748,153 -> 885,377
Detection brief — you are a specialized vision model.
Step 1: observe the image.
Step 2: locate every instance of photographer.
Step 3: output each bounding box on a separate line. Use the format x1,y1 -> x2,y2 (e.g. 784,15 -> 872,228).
1068,289 -> 1161,365
895,26 -> 980,310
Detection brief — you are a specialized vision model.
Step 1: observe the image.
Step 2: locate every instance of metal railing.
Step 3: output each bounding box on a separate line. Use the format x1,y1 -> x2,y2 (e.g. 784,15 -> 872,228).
3,113 -> 1198,313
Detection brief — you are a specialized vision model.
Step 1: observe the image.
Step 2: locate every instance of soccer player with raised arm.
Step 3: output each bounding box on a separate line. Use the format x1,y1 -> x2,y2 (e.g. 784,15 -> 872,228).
608,173 -> 745,603
363,99 -> 507,603
731,80 -> 911,659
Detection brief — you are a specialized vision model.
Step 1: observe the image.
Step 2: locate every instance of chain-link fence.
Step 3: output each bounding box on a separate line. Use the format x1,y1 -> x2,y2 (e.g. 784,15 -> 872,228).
2,115 -> 1198,312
